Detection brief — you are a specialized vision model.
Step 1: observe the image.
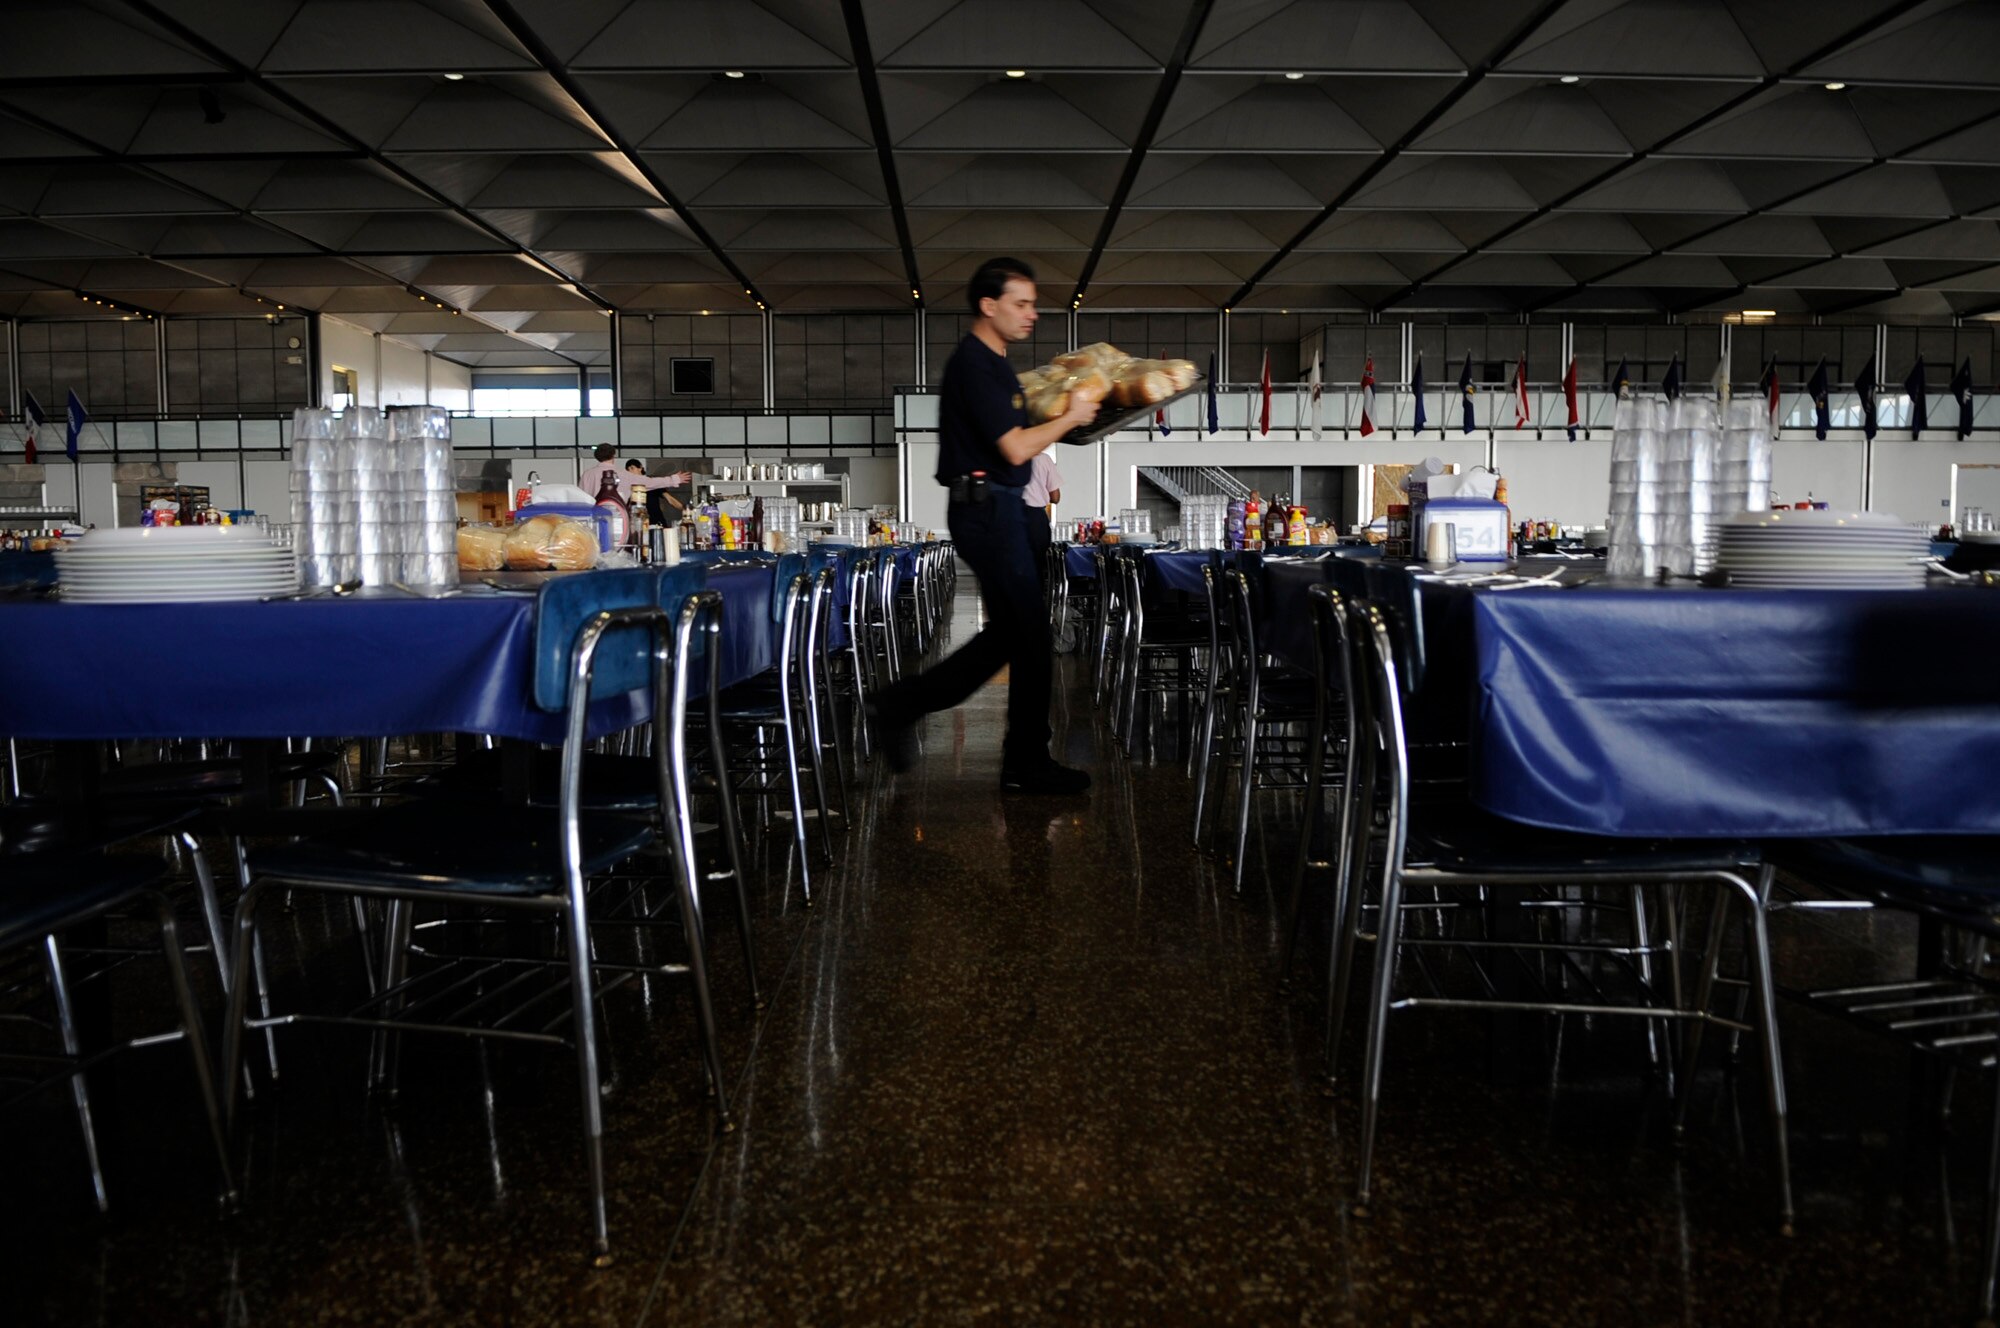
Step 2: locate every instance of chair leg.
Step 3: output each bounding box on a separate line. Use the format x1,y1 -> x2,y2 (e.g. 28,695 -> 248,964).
699,685 -> 759,1009
1674,887 -> 1734,1135
1189,677 -> 1221,846
219,882 -> 268,1133
560,898 -> 615,1267
1354,855 -> 1409,1209
798,668 -> 836,866
1628,884 -> 1672,1096
1279,705 -> 1328,980
1736,868 -> 1795,1234
669,838 -> 735,1137
1982,1062 -> 2000,1324
776,707 -> 814,907
1323,762 -> 1374,1082
43,935 -> 108,1213
1231,710 -> 1259,894
151,892 -> 238,1208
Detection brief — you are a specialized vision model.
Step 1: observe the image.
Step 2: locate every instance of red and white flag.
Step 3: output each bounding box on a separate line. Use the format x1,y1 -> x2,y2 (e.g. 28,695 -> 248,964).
1512,354 -> 1530,429
1563,355 -> 1578,441
1763,360 -> 1781,434
1357,355 -> 1375,437
1258,349 -> 1271,436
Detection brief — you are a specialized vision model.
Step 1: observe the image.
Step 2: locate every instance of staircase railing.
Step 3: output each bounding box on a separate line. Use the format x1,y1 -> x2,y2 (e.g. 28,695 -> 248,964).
1138,464 -> 1252,503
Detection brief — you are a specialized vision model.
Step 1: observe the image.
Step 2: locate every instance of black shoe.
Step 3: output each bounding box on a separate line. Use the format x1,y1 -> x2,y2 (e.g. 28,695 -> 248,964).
867,701 -> 919,774
1000,760 -> 1091,796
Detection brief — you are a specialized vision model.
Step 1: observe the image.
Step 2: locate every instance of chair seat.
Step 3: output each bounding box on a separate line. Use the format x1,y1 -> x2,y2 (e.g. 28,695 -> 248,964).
90,749 -> 345,802
0,856 -> 167,948
1408,804 -> 1758,879
1776,837 -> 2000,912
433,747 -> 664,811
1,804 -> 194,856
252,803 -> 656,896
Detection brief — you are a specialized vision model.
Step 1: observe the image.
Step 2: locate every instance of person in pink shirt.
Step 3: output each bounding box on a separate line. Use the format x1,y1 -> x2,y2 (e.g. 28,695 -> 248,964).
579,444 -> 631,501
1023,448 -> 1063,588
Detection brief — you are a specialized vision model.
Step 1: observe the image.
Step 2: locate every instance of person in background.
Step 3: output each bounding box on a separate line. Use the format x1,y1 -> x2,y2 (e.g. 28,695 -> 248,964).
868,256 -> 1096,796
580,443 -> 630,501
627,458 -> 692,525
1023,448 -> 1063,591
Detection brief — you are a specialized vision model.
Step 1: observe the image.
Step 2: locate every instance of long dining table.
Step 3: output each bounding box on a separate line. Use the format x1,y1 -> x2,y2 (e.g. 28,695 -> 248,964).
1258,551 -> 2000,839
0,561 -> 779,746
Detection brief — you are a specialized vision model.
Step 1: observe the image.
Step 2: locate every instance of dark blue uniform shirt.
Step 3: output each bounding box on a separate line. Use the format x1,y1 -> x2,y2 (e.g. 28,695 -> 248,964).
937,333 -> 1029,487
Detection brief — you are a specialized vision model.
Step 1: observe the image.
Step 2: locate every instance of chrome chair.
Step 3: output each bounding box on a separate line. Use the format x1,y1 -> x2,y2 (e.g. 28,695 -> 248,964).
1,843 -> 236,1214
1192,568 -> 1322,891
225,569 -> 731,1265
1110,552 -> 1208,761
1335,594 -> 1794,1229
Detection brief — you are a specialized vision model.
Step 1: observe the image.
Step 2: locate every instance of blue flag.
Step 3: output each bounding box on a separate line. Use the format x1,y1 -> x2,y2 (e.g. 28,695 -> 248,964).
1904,358 -> 1926,436
1411,355 -> 1427,433
1611,358 -> 1631,397
1204,352 -> 1218,435
1808,358 -> 1830,440
64,389 -> 87,461
1662,355 -> 1681,401
1952,357 -> 1975,441
1457,351 -> 1474,434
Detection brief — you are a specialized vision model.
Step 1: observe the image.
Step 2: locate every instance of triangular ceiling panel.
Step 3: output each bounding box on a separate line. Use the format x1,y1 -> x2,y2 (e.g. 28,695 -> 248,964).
882,0 -> 1156,69
647,84 -> 870,153
1156,85 -> 1378,153
1127,156 -> 1327,210
1567,159 -> 1749,212
1417,84 -> 1634,156
1349,158 -> 1540,211
1773,164 -> 1954,217
1191,0 -> 1462,72
1491,213 -> 1653,253
898,83 -> 1126,151
903,157 -> 1109,208
1505,0 -> 1765,78
572,0 -> 848,67
1662,87 -> 1879,160
1676,214 -> 1832,256
258,1 -> 534,73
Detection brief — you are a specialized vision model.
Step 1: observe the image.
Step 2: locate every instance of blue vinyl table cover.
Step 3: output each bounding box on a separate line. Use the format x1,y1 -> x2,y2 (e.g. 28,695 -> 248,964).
0,572 -> 777,745
1471,588 -> 2000,838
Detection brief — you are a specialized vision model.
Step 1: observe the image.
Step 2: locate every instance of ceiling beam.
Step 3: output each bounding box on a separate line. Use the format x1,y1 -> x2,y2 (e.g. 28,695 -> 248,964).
115,0 -> 621,314
839,0 -> 922,306
1371,0 -> 1939,314
1219,0 -> 1572,310
1069,0 -> 1215,310
476,0 -> 768,312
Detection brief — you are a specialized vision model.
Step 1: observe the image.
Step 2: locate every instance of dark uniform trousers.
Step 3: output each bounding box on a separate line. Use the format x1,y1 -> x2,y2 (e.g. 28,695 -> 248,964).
1024,502 -> 1053,593
883,483 -> 1051,766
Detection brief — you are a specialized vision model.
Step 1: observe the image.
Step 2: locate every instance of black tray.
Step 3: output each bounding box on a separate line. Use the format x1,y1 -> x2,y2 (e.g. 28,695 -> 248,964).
1057,377 -> 1208,445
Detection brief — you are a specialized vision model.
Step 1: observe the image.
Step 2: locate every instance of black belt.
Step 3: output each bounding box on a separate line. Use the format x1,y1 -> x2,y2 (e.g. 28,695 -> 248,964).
945,475 -> 1024,506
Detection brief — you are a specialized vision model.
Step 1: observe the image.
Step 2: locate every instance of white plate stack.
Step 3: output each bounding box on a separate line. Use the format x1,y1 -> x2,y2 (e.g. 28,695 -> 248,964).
54,526 -> 299,603
1709,509 -> 1930,589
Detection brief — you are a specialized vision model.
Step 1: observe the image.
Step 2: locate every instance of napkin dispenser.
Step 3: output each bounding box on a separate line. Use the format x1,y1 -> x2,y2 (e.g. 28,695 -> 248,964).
1416,497 -> 1510,562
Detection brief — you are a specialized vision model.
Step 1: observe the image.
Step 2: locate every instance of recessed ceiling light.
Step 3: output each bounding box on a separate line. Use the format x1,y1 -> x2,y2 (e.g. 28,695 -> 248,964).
700,309 -> 710,315
1284,72 -> 1305,80
724,70 -> 746,79
1824,81 -> 1846,91
442,72 -> 465,81
1559,74 -> 1580,84
1004,69 -> 1027,79
1742,309 -> 1776,318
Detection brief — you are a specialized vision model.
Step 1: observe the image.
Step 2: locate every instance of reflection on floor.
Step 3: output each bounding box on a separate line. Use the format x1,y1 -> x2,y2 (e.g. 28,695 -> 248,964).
4,587 -> 1987,1326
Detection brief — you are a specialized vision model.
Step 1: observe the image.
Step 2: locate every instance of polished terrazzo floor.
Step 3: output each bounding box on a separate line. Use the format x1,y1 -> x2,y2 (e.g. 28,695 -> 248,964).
4,586 -> 1992,1326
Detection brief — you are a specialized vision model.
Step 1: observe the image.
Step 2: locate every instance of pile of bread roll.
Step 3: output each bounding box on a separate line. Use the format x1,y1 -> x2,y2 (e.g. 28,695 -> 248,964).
1017,343 -> 1199,425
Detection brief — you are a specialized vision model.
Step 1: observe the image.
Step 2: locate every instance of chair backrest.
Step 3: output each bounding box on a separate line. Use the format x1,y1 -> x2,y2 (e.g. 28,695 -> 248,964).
1345,597 -> 1414,869
1224,567 -> 1263,693
531,569 -> 663,713
1359,559 -> 1429,694
656,562 -> 708,627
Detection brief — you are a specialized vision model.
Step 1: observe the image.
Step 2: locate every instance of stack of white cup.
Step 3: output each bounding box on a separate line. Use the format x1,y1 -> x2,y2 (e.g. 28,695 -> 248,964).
1178,494 -> 1224,549
396,405 -> 457,585
1718,400 -> 1773,524
1662,398 -> 1720,575
289,406 -> 346,587
1606,397 -> 1663,578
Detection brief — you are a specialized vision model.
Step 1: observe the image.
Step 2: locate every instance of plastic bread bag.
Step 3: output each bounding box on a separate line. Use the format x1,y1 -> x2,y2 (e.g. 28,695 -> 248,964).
456,522 -> 507,571
503,515 -> 600,571
1109,358 -> 1177,407
1162,359 -> 1198,391
1052,342 -> 1130,374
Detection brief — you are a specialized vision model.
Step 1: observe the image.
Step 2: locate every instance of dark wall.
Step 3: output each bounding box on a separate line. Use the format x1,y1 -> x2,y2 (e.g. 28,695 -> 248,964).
774,313 -> 915,408
619,313 -> 764,411
164,315 -> 311,415
16,319 -> 158,416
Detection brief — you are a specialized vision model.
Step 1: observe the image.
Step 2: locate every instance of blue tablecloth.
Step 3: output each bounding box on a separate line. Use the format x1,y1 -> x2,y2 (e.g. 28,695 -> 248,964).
0,550 -> 56,589
0,572 -> 777,744
1064,545 -> 1098,578
1471,587 -> 2000,838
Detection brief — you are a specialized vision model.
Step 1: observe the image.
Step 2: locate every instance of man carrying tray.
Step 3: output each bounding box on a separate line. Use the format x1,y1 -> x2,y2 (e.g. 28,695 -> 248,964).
869,257 -> 1095,796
